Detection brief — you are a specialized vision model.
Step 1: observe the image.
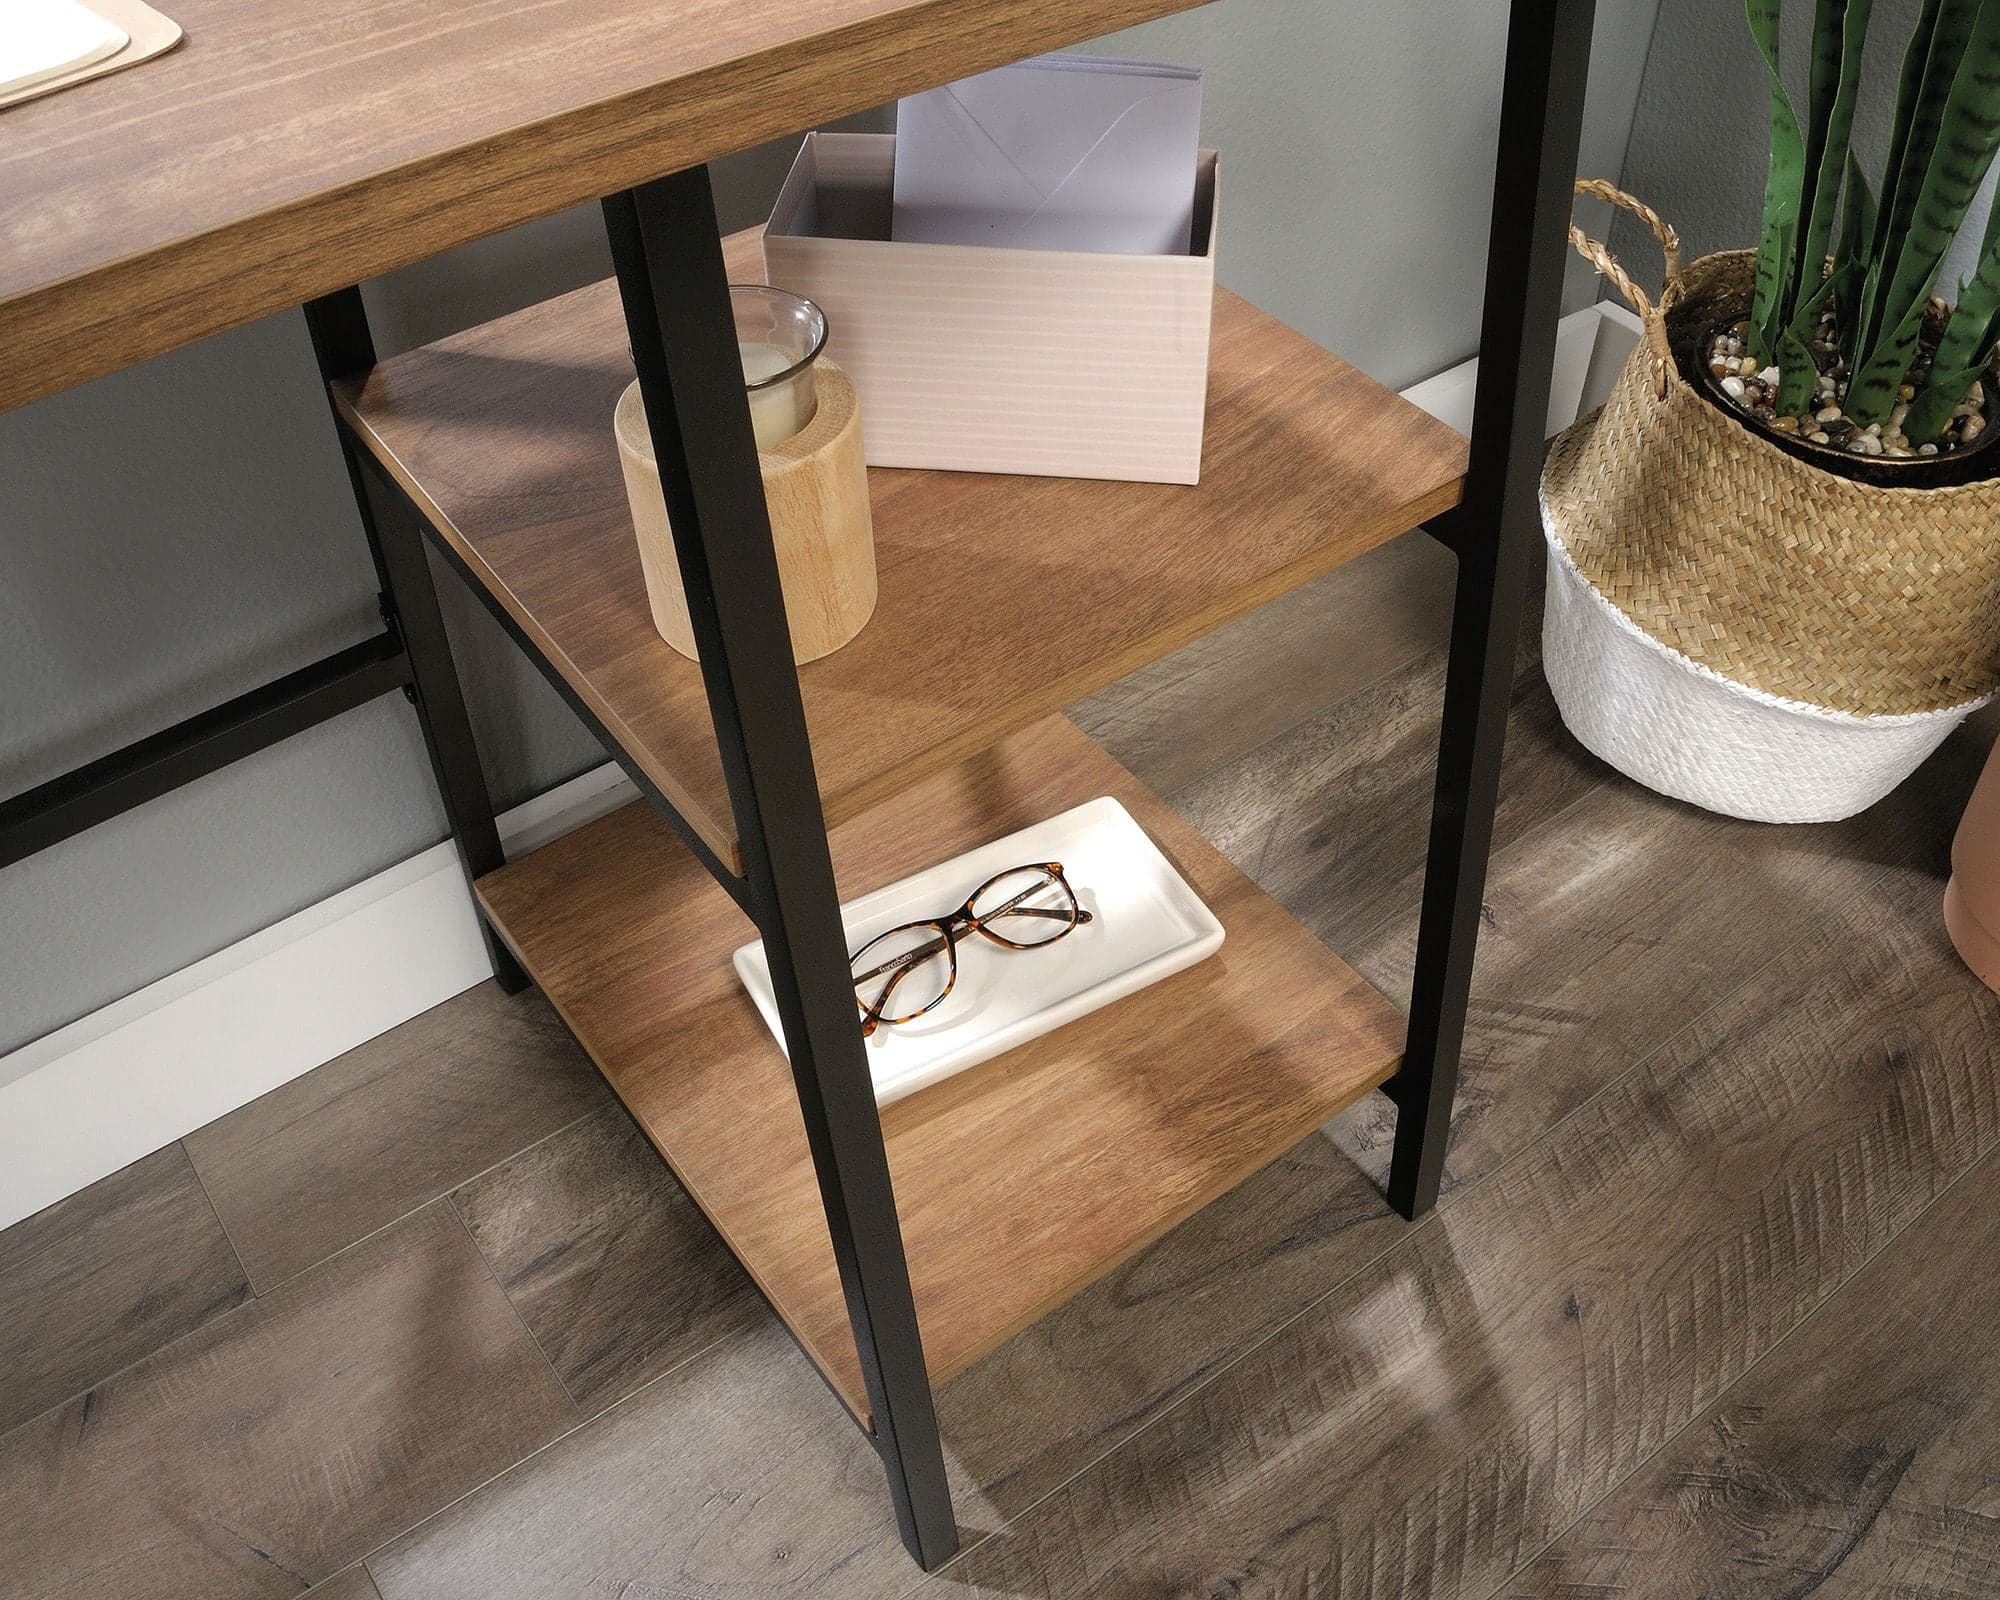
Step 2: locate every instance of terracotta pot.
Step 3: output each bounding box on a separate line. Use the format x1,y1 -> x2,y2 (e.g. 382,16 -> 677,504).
1946,739 -> 2000,991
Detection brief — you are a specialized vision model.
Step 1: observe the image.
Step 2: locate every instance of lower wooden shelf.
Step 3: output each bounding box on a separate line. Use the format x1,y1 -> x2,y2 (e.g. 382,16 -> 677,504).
475,716 -> 1404,1422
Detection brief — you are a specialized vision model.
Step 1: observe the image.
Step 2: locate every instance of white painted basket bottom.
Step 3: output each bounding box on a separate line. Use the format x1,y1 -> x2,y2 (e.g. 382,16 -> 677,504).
1540,499 -> 1990,824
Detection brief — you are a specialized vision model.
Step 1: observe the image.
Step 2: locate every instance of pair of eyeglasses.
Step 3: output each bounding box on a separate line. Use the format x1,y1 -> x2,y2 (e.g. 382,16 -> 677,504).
849,862 -> 1093,1036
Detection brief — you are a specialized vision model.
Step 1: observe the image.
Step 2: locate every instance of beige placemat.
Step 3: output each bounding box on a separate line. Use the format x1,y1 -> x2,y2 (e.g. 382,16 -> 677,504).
2,0 -> 182,110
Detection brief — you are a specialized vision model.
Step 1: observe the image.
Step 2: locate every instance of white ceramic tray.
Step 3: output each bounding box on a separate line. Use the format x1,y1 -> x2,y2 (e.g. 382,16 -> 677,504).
733,796 -> 1225,1106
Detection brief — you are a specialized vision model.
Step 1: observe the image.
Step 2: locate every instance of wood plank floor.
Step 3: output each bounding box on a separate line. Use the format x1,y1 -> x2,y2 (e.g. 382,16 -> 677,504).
0,1142 -> 247,1435
2,529 -> 1995,1598
935,853 -> 1999,1597
1503,1145 -> 2000,1596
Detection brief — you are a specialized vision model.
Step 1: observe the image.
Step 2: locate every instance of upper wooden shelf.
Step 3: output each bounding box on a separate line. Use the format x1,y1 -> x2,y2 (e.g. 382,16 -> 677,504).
338,229 -> 1467,874
0,0 -> 1209,414
476,714 -> 1405,1421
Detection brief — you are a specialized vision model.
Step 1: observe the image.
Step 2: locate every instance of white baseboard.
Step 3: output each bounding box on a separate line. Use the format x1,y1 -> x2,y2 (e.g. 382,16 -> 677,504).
1401,297 -> 1640,436
0,301 -> 1642,1232
0,762 -> 640,1230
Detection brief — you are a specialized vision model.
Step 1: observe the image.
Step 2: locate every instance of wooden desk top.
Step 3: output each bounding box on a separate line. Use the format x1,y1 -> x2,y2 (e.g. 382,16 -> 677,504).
0,0 -> 1207,414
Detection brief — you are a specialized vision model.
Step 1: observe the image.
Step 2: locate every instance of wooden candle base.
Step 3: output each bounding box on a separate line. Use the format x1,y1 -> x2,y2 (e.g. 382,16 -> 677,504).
616,358 -> 876,664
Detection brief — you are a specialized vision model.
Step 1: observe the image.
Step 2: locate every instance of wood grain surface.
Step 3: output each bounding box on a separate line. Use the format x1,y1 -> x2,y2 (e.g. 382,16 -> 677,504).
355,574 -> 1502,1600
342,229 -> 1467,871
1073,532 -> 1457,794
0,0 -> 1213,412
451,1103 -> 761,1414
935,858 -> 2000,1597
368,1316 -> 913,1600
303,1566 -> 385,1600
397,645 -> 1989,1600
350,631 -> 1557,1600
183,982 -> 605,1291
1506,1146 -> 2000,1597
0,1203 -> 577,1598
370,1143 -> 1414,1600
0,1143 -> 246,1435
364,692 -> 1998,1599
473,715 -> 1406,1420
1174,621 -> 1594,962
1172,609 -> 1995,1205
7,546 -> 1996,1597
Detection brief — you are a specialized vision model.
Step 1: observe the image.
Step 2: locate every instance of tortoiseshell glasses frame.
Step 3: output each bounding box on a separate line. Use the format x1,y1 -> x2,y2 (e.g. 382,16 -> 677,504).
848,862 -> 1094,1036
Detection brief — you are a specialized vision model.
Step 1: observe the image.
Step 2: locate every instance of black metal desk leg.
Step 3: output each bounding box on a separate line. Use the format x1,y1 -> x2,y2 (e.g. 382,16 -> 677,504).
602,170 -> 957,1571
1390,0 -> 1598,1220
303,290 -> 529,994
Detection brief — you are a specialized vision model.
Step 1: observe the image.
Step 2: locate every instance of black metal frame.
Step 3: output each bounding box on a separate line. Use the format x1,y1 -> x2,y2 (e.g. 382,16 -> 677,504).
600,172 -> 956,1565
300,290 -> 529,992
0,632 -> 408,871
0,300 -> 528,996
4,0 -> 1596,1572
1390,0 -> 1600,1219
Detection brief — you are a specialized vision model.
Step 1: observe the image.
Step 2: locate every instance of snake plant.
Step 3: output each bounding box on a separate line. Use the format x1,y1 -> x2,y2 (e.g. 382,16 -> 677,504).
1746,0 -> 2000,441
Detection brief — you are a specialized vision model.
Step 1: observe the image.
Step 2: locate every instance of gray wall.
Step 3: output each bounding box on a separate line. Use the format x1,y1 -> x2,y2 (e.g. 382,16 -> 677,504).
1613,0 -> 1996,308
0,0 -> 1661,1054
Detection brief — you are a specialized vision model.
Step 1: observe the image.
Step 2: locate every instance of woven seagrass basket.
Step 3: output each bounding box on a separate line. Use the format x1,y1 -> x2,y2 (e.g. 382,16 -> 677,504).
1541,182 -> 2000,823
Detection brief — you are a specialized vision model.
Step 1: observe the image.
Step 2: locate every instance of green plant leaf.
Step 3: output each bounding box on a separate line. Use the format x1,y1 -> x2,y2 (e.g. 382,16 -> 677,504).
1794,0 -> 1876,319
1757,219 -> 1799,367
1850,297 -> 1930,423
1782,275 -> 1837,419
1792,270 -> 1839,328
1748,0 -> 1807,362
1850,0 -> 2000,410
1904,359 -> 1988,439
1936,195 -> 2000,373
1833,150 -> 1878,338
1906,207 -> 2000,439
1858,0 -> 1984,356
1777,323 -> 1823,413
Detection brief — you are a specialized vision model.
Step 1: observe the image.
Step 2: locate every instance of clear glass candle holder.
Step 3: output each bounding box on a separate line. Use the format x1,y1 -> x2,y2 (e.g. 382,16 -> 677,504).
733,285 -> 827,449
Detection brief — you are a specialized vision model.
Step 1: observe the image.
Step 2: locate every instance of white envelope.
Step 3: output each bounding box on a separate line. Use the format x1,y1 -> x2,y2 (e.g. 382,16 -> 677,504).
891,53 -> 1203,257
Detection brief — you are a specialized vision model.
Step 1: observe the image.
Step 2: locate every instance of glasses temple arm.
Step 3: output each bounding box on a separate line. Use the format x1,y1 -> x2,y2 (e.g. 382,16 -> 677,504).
851,931 -> 953,987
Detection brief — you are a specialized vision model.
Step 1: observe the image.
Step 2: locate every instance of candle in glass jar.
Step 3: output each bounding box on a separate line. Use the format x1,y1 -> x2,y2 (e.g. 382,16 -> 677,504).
741,340 -> 816,449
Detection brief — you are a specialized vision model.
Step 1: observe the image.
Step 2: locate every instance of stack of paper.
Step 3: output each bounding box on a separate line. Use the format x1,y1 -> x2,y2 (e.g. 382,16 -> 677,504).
891,54 -> 1203,257
2,0 -> 129,99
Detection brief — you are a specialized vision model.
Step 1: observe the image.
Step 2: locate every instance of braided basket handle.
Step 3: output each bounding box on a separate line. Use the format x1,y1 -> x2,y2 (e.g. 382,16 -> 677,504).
1568,179 -> 1683,398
